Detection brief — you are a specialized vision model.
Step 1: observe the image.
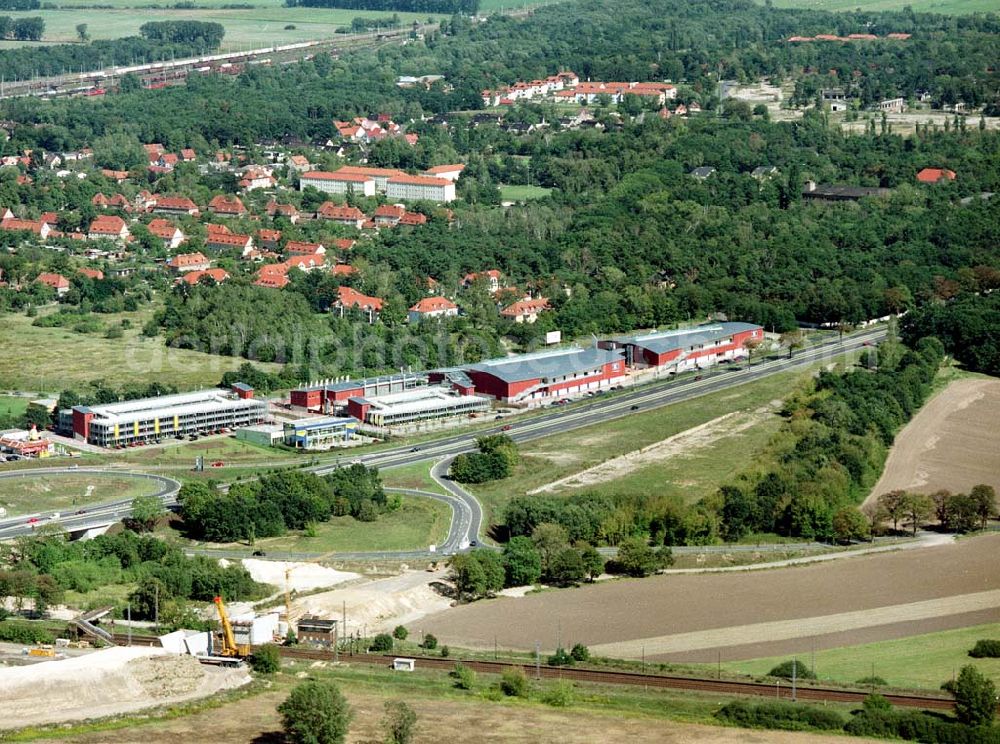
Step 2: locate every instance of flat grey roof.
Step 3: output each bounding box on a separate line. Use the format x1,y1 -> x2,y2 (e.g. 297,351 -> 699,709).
617,322 -> 760,355
467,346 -> 624,383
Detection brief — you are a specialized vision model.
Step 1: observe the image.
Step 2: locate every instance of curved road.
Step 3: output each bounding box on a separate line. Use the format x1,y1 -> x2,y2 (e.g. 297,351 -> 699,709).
0,328 -> 884,550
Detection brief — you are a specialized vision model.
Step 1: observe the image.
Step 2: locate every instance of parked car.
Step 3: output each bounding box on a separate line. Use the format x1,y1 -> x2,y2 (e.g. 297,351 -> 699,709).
630,404 -> 640,411
501,424 -> 512,431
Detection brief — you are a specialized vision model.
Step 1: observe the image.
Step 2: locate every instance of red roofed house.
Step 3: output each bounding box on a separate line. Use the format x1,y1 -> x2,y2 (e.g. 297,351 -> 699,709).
285,254 -> 326,272
147,218 -> 185,250
1,218 -> 51,239
239,168 -> 276,191
180,148 -> 197,162
335,286 -> 383,324
257,228 -> 282,250
39,212 -> 58,226
153,195 -> 200,216
333,238 -> 356,251
288,154 -> 312,172
408,296 -> 459,323
77,267 -> 104,281
36,272 -> 70,295
206,232 -> 254,255
205,223 -> 231,238
102,169 -> 129,183
181,268 -> 229,286
167,252 -> 211,272
422,164 -> 465,182
208,194 -> 247,216
286,241 -> 325,256
373,204 -> 405,226
386,174 -> 456,203
400,211 -> 428,226
316,202 -> 365,228
331,264 -> 355,277
501,297 -> 551,324
463,269 -> 503,294
255,263 -> 290,289
266,201 -> 300,223
87,215 -> 130,242
916,168 -> 956,184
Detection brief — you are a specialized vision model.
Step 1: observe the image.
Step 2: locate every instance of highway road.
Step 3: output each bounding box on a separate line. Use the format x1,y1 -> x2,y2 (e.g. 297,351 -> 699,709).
0,327 -> 885,548
0,468 -> 181,540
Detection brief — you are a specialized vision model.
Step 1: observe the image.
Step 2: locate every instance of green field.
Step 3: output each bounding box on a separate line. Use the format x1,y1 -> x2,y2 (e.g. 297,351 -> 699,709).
0,395 -> 30,421
0,473 -> 159,515
0,308 -> 279,391
761,0 -> 996,13
499,184 -> 554,202
380,460 -> 449,496
469,366 -> 820,522
713,624 -> 1000,691
0,6 -> 435,48
114,435 -> 299,470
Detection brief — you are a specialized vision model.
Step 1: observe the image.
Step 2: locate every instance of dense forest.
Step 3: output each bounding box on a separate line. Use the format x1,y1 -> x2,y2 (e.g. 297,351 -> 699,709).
0,16 -> 43,41
902,292 -> 1000,376
286,0 -> 477,12
138,20 -> 225,47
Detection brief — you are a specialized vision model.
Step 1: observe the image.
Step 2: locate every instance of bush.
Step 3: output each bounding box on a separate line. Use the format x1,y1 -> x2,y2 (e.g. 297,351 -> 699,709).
716,701 -> 844,731
370,633 -> 394,653
541,680 -> 574,707
500,667 -> 529,697
279,680 -> 352,744
421,633 -> 437,650
969,639 -> 1000,658
450,662 -> 476,690
767,660 -> 816,680
570,643 -> 590,662
393,625 -> 408,641
547,647 -> 574,666
0,621 -> 54,644
856,676 -> 888,687
382,700 -> 417,744
249,643 -> 281,674
440,645 -> 449,658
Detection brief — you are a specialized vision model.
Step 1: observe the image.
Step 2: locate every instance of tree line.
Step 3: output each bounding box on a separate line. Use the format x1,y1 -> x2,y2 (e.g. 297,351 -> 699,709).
139,20 -> 225,48
901,291 -> 1000,377
178,466 -> 390,543
0,16 -> 43,41
287,0 -> 477,11
0,0 -> 38,9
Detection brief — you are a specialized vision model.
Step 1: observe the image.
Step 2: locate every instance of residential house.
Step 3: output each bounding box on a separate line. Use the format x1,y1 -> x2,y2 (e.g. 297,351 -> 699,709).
36,272 -> 70,295
77,267 -> 104,281
147,219 -> 185,250
372,204 -> 405,226
153,196 -> 200,217
331,264 -> 355,277
208,194 -> 247,216
255,263 -> 290,288
501,297 -> 551,324
266,201 -> 299,223
408,296 -> 458,323
257,228 -> 282,250
239,168 -> 276,191
316,202 -> 365,228
166,252 -> 211,272
101,169 -> 129,183
333,238 -> 356,251
206,232 -> 254,255
399,211 -> 428,226
288,155 -> 312,173
285,254 -> 326,272
335,286 -> 383,324
916,168 -> 956,184
1,218 -> 51,239
463,270 -> 503,294
180,148 -> 197,162
87,215 -> 130,242
286,241 -> 325,256
181,268 -> 229,286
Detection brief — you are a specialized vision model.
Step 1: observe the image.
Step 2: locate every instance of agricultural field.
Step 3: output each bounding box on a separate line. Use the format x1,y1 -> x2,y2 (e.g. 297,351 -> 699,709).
865,376 -> 1000,505
0,308 -> 278,391
0,473 -> 158,515
420,532 -> 1000,669
470,367 -> 814,523
761,0 -> 997,13
716,623 -> 1000,690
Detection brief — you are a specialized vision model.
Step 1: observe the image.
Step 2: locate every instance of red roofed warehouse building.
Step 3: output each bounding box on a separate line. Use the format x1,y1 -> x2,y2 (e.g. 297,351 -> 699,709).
167,252 -> 211,272
87,215 -> 130,242
408,297 -> 459,323
916,168 -> 956,184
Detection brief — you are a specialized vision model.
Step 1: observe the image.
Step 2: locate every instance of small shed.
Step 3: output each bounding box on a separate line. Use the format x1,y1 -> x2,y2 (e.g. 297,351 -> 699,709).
392,658 -> 416,672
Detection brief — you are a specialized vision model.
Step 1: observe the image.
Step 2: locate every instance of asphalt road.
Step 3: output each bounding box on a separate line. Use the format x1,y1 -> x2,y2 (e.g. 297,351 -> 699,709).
0,468 -> 181,540
0,327 -> 884,549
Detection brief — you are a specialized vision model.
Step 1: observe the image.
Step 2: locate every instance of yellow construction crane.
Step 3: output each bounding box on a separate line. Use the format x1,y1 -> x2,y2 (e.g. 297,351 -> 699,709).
213,596 -> 250,658
284,567 -> 293,623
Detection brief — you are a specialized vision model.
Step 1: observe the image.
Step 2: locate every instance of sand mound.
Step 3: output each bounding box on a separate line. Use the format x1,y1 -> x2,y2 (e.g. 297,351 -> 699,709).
0,646 -> 250,730
238,559 -> 360,591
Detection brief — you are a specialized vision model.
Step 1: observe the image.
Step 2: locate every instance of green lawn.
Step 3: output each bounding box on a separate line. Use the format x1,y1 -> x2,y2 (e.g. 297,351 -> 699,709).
0,395 -> 30,421
711,624 -> 1000,691
470,367 -> 816,523
760,0 -> 995,13
115,435 -> 298,469
0,473 -> 159,515
380,460 -> 449,496
0,308 -> 278,391
0,7 -> 435,47
499,184 -> 554,202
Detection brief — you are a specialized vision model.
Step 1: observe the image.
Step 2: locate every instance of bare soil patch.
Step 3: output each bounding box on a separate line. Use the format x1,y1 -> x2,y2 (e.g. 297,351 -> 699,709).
865,377 -> 1000,506
421,533 -> 1000,662
529,407 -> 776,494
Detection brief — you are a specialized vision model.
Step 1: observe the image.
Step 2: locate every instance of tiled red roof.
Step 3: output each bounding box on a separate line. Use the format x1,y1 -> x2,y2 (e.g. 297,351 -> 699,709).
206,233 -> 252,247
208,194 -> 246,214
387,174 -> 450,187
373,204 -> 405,220
286,241 -> 324,255
88,215 -> 128,234
916,168 -> 956,183
410,296 -> 457,313
36,272 -> 69,289
303,171 -> 372,183
77,267 -> 104,280
337,286 -> 383,312
182,268 -> 229,285
334,239 -> 356,251
155,195 -> 198,211
167,252 -> 209,269
399,212 -> 427,226
501,298 -> 551,317
423,164 -> 465,176
331,264 -> 355,276
317,202 -> 365,221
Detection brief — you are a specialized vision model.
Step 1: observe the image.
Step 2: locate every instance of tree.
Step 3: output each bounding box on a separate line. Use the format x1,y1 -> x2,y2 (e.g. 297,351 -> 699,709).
501,536 -> 541,587
548,547 -> 585,586
902,493 -> 933,536
615,537 -> 663,577
969,484 -> 996,530
947,665 -> 997,727
382,700 -> 417,744
279,680 -> 353,744
578,543 -> 604,581
128,493 -> 165,533
249,643 -> 281,674
75,23 -> 89,41
371,633 -> 394,653
531,522 -> 570,578
570,643 -> 590,662
832,508 -> 869,542
392,625 -> 408,641
877,491 -> 908,533
421,633 -> 437,650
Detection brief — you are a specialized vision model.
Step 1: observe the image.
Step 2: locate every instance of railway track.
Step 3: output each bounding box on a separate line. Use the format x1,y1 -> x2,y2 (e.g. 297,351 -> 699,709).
276,647 -> 957,712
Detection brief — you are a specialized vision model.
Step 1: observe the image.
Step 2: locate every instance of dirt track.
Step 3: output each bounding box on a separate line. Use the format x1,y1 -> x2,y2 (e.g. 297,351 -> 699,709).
865,377 -> 1000,506
420,533 -> 1000,662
